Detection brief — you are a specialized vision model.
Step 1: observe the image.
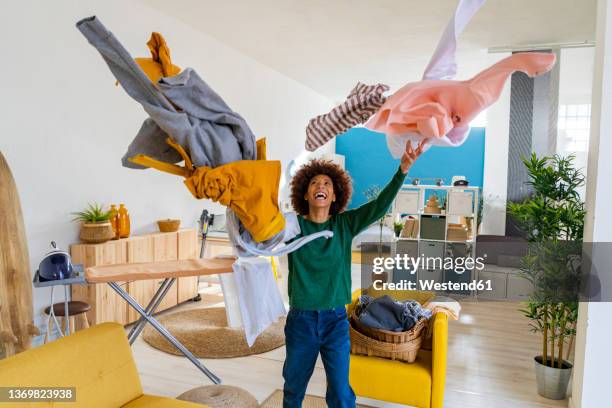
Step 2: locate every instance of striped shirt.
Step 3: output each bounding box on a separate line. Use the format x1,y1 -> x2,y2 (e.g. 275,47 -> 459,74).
305,82 -> 389,151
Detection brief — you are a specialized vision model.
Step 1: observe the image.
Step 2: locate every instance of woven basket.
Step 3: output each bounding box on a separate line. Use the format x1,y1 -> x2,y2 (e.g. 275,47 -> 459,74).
350,308 -> 428,344
157,219 -> 181,233
349,318 -> 423,363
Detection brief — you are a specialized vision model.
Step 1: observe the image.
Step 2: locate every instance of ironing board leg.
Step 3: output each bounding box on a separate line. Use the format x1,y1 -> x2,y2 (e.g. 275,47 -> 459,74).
127,278 -> 176,345
107,281 -> 221,384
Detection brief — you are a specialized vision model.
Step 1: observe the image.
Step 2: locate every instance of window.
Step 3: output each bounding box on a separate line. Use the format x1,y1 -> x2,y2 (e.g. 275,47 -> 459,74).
558,104 -> 591,152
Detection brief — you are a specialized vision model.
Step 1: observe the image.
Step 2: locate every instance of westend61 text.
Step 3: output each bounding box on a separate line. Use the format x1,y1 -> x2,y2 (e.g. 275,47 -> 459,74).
372,279 -> 493,292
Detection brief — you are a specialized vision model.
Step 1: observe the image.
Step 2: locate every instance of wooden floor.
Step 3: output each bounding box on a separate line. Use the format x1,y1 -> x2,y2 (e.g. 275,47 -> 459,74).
130,278 -> 569,407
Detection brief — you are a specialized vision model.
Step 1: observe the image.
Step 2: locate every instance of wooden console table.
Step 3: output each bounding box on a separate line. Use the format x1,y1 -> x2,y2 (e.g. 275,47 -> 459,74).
71,229 -> 200,326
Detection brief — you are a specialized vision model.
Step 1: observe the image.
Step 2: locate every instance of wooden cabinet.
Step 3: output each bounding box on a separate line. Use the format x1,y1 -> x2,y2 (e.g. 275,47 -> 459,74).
71,229 -> 200,326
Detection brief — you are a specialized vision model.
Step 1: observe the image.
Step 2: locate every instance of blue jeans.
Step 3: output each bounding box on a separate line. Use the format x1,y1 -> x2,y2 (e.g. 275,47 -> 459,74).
282,306 -> 356,408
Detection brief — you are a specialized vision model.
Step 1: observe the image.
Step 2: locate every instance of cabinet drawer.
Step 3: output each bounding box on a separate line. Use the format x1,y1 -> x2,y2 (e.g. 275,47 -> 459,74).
394,191 -> 420,214
417,268 -> 444,288
444,269 -> 472,295
418,240 -> 445,260
420,216 -> 446,240
448,190 -> 474,215
477,270 -> 507,299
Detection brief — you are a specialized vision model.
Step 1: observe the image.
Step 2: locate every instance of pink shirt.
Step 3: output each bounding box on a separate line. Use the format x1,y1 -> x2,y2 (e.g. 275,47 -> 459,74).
366,52 -> 556,144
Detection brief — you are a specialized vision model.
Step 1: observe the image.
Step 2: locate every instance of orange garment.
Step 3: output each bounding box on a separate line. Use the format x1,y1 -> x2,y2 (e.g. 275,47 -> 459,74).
129,138 -> 284,243
257,137 -> 267,160
134,32 -> 181,84
366,52 -> 556,142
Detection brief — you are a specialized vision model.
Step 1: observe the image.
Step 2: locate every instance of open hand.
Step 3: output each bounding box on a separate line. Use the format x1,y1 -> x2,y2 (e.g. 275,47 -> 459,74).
400,139 -> 428,174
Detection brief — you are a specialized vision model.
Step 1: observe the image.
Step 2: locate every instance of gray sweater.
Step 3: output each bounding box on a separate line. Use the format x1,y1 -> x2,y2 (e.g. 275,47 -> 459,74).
76,16 -> 256,169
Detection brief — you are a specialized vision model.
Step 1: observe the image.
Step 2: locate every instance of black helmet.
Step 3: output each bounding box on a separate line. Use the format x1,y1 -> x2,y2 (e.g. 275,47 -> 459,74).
38,242 -> 73,281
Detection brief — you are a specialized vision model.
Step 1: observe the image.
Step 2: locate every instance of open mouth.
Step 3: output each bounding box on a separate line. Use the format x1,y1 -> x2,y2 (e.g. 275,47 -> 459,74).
314,192 -> 328,201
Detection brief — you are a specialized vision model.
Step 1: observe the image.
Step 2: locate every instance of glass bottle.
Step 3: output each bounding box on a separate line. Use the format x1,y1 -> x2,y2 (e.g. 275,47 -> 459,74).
118,203 -> 131,238
109,204 -> 120,240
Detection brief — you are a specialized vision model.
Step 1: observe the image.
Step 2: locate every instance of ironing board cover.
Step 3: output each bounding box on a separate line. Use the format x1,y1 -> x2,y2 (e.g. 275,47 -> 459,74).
85,258 -> 235,282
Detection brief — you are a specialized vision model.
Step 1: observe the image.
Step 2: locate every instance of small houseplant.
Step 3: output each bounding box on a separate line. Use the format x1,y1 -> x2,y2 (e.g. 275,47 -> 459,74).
364,185 -> 392,283
394,221 -> 404,238
72,203 -> 114,243
508,153 -> 584,400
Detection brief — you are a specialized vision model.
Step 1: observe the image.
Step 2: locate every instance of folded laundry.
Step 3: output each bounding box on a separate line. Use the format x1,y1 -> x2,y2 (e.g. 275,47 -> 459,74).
226,209 -> 333,258
425,296 -> 461,321
356,295 -> 432,332
424,296 -> 461,338
305,82 -> 389,151
231,257 -> 286,347
134,32 -> 181,84
366,52 -> 556,150
76,16 -> 256,169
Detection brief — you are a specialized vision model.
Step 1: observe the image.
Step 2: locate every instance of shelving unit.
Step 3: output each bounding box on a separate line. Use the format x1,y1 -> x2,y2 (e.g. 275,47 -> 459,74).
390,184 -> 480,296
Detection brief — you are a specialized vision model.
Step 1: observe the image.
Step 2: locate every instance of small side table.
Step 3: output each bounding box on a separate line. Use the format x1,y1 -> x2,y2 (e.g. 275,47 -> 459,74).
33,264 -> 86,339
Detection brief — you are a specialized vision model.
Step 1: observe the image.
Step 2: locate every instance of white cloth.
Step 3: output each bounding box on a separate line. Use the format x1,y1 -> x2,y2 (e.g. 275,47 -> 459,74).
232,257 -> 286,347
382,0 -> 486,156
425,296 -> 462,320
226,209 -> 333,257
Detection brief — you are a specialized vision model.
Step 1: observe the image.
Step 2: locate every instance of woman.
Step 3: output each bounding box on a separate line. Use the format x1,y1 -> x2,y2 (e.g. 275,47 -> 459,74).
284,140 -> 427,407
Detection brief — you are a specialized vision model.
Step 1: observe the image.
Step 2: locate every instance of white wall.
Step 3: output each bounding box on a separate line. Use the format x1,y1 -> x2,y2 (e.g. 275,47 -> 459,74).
557,46 -> 595,190
570,0 -> 612,406
0,0 -> 332,341
481,53 -> 512,235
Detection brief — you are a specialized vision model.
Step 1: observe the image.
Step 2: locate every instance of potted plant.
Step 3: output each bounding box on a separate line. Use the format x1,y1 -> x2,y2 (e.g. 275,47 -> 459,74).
508,153 -> 585,400
72,203 -> 115,243
394,221 -> 404,238
364,185 -> 392,283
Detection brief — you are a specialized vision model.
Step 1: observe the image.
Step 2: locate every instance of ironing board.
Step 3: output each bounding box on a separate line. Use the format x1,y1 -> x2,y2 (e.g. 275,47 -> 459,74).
85,257 -> 234,384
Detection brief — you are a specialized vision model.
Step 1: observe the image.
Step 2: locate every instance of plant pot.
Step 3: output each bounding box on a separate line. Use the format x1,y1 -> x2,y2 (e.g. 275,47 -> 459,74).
534,356 -> 573,400
79,221 -> 114,244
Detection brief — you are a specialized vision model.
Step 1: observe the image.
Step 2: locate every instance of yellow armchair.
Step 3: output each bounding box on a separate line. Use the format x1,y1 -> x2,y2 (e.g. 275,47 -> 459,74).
0,322 -> 208,408
348,289 -> 448,408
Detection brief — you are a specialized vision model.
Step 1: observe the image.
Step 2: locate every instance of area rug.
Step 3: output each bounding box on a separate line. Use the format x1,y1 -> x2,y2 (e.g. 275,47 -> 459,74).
142,307 -> 285,358
260,390 -> 374,408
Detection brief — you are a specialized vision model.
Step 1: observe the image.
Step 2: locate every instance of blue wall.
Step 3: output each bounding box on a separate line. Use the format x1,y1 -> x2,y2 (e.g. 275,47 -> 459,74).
336,127 -> 485,209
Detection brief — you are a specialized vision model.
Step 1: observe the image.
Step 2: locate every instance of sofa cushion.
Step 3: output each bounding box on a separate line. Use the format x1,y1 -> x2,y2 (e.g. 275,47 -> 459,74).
350,350 -> 432,407
0,322 -> 143,407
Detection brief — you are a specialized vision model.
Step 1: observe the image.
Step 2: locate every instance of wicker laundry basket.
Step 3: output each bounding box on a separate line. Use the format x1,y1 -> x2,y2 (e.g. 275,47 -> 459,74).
350,309 -> 428,344
348,302 -> 428,363
349,318 -> 423,363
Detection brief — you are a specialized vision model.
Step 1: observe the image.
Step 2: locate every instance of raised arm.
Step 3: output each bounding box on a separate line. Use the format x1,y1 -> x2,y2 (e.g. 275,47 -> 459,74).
344,140 -> 427,236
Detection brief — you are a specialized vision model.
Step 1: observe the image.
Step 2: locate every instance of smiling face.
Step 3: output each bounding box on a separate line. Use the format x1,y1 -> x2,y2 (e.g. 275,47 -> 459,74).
304,174 -> 336,212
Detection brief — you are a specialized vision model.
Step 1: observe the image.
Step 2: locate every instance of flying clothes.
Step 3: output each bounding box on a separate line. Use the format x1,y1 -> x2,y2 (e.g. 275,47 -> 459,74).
305,82 -> 389,151
365,0 -> 552,154
76,16 -> 257,169
366,52 -> 557,147
372,0 -> 486,155
129,137 -> 285,243
135,32 -> 181,84
226,209 -> 333,258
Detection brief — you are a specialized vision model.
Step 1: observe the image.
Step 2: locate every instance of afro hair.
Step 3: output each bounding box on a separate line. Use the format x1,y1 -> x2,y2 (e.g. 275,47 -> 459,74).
290,159 -> 352,216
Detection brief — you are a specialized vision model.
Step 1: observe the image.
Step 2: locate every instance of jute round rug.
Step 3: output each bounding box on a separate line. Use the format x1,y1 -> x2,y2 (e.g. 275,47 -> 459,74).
142,307 -> 285,358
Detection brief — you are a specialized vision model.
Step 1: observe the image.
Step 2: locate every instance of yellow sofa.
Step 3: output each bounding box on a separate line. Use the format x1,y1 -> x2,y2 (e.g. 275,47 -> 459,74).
0,322 -> 207,408
349,289 -> 448,408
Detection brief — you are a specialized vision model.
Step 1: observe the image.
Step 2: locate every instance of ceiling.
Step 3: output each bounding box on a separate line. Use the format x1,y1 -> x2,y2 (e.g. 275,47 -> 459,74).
140,0 -> 597,102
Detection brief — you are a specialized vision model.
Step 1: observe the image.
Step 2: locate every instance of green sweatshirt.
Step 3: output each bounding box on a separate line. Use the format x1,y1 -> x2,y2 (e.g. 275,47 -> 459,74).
287,166 -> 407,310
